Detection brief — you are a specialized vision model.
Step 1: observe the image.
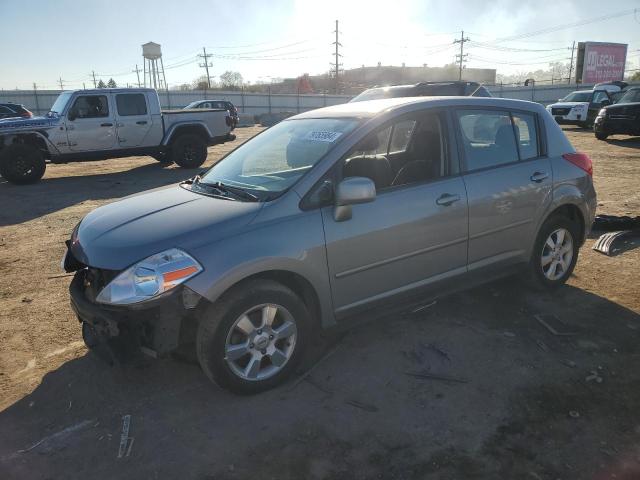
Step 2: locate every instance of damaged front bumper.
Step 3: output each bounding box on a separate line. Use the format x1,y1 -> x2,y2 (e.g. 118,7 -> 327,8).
69,269 -> 202,362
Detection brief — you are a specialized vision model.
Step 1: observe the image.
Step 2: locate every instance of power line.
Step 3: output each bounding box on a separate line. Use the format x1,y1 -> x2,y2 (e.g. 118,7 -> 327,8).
198,47 -> 213,88
453,30 -> 470,80
331,19 -> 343,93
489,8 -> 637,43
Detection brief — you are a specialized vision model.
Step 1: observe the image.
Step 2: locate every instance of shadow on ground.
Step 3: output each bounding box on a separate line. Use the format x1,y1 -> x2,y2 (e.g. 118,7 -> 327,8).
1,280 -> 639,480
0,160 -> 195,226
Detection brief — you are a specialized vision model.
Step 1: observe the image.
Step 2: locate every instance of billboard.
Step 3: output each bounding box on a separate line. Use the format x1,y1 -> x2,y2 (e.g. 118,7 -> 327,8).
575,42 -> 627,84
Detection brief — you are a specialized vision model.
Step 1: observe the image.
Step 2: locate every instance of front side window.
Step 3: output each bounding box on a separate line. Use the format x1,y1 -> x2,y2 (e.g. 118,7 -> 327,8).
116,94 -> 147,116
512,113 -> 539,160
200,118 -> 359,197
592,91 -> 609,104
457,110 -> 518,171
342,112 -> 447,190
71,95 -> 109,119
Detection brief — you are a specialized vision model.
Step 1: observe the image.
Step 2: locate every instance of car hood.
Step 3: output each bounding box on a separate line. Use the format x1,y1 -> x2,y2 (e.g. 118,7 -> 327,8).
547,102 -> 588,109
0,115 -> 57,132
70,184 -> 263,270
604,102 -> 640,114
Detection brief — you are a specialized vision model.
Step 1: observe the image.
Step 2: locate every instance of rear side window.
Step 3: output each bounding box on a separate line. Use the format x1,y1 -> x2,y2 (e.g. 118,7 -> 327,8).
512,113 -> 539,160
457,110 -> 518,171
116,94 -> 147,116
0,106 -> 14,114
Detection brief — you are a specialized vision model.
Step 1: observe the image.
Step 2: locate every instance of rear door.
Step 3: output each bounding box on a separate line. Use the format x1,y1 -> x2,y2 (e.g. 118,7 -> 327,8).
456,108 -> 552,271
66,93 -> 116,151
114,93 -> 153,148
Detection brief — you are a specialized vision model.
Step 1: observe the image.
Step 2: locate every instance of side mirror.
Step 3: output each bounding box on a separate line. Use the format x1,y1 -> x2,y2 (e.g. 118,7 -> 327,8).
333,176 -> 376,222
601,99 -> 611,106
67,109 -> 77,121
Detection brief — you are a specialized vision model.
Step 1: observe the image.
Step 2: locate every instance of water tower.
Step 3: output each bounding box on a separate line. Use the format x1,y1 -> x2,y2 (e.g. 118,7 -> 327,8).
142,42 -> 167,90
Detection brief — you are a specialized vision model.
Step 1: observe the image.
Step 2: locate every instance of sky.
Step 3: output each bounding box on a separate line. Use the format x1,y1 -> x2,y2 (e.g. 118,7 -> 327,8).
0,0 -> 639,90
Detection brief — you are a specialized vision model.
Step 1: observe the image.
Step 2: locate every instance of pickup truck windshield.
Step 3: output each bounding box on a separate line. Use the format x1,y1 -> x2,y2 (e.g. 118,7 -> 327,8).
49,92 -> 73,116
617,89 -> 640,104
562,91 -> 591,102
200,118 -> 359,198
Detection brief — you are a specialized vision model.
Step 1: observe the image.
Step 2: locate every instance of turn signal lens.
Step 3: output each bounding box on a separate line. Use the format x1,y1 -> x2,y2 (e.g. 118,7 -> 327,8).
562,152 -> 593,177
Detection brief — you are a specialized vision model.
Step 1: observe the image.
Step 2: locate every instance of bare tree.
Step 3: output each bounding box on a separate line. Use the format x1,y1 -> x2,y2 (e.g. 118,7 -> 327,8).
219,71 -> 243,90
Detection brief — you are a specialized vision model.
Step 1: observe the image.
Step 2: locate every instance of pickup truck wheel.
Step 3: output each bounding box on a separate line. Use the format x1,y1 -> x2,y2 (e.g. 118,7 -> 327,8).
196,279 -> 310,394
595,131 -> 609,141
171,134 -> 207,169
526,214 -> 580,290
0,144 -> 46,185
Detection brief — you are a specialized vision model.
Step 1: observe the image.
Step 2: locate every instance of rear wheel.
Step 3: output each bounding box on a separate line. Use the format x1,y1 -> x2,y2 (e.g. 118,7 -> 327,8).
170,134 -> 207,169
196,279 -> 310,394
526,214 -> 580,290
0,144 -> 46,184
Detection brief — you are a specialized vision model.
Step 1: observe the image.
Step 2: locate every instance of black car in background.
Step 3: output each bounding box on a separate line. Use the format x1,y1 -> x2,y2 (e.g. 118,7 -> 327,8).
184,100 -> 238,127
350,81 -> 492,102
0,103 -> 33,120
594,87 -> 640,140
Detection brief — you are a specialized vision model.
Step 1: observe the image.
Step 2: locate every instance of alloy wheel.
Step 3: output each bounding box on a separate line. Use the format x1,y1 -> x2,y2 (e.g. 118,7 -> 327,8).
540,228 -> 574,281
224,303 -> 297,381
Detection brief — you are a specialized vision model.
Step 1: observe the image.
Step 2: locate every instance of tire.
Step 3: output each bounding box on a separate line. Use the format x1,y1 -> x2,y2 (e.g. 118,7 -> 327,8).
196,279 -> 310,394
526,214 -> 580,290
170,134 -> 207,169
595,131 -> 609,141
0,144 -> 46,185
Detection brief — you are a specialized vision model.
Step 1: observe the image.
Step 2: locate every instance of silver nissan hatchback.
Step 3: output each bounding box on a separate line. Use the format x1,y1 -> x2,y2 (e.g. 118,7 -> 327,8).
64,97 -> 596,393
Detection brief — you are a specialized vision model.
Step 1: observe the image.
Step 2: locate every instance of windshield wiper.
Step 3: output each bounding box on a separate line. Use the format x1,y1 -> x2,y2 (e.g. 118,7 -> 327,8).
199,180 -> 259,202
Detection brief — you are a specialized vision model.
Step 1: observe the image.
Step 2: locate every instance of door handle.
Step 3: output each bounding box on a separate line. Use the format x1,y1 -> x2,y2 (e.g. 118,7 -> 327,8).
136,120 -> 148,125
100,122 -> 113,127
530,171 -> 549,183
436,193 -> 461,206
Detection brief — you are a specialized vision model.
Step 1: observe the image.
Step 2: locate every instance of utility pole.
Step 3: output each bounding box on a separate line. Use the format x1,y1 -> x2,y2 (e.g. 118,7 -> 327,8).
33,83 -> 40,115
567,41 -> 576,84
91,71 -> 97,88
58,77 -> 65,90
453,30 -> 470,81
198,47 -> 213,89
330,19 -> 343,94
133,64 -> 142,88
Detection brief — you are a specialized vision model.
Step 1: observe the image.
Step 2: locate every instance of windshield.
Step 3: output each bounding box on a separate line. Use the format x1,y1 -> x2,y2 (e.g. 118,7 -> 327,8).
617,89 -> 640,104
561,91 -> 591,102
49,92 -> 73,116
200,117 -> 359,198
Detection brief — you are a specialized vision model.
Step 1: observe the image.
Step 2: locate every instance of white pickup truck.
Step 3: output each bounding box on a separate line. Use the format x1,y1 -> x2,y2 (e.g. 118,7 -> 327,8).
0,88 -> 234,184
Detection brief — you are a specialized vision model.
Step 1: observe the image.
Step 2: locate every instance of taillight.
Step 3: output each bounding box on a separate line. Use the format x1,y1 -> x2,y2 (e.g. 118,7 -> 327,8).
562,152 -> 592,177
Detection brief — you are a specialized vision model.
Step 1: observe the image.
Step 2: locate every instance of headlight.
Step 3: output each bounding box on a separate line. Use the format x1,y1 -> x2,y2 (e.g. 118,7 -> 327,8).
598,108 -> 607,117
96,248 -> 202,305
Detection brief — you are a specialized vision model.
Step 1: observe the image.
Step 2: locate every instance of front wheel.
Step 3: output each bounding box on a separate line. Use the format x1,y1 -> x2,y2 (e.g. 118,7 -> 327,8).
196,279 -> 310,394
0,144 -> 46,184
595,131 -> 609,141
170,134 -> 207,169
526,215 -> 580,290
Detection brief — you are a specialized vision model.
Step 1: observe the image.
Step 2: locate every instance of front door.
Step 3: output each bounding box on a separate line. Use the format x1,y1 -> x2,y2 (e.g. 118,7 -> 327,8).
114,92 -> 153,148
66,93 -> 116,151
321,110 -> 469,315
455,108 -> 552,271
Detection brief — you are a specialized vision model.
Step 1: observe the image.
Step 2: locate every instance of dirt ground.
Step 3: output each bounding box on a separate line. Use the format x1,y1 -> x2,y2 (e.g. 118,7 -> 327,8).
0,125 -> 639,480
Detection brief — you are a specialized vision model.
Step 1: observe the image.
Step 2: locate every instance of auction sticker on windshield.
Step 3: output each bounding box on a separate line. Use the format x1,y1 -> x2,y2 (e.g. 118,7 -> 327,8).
305,131 -> 343,142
